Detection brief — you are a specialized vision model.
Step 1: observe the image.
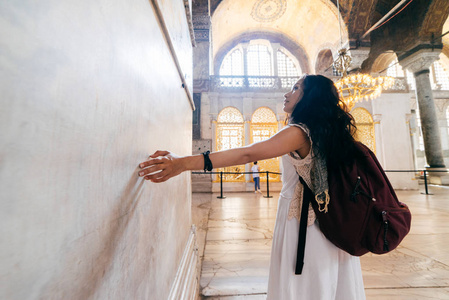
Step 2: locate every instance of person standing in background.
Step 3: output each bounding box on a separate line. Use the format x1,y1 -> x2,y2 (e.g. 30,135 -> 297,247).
251,161 -> 261,193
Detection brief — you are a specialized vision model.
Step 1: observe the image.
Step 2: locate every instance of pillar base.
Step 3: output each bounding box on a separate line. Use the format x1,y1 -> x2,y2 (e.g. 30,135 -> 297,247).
425,167 -> 449,185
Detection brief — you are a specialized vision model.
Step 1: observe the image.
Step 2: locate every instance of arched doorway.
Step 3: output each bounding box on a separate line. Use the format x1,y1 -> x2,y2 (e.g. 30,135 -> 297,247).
215,107 -> 246,182
250,107 -> 280,182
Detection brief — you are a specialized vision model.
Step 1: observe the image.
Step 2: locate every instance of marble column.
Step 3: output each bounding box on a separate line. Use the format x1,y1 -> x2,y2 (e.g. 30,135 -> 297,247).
399,49 -> 446,168
271,43 -> 280,76
241,43 -> 249,88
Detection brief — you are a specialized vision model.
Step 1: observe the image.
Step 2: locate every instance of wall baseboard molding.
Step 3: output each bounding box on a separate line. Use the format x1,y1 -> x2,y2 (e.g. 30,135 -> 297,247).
168,226 -> 199,300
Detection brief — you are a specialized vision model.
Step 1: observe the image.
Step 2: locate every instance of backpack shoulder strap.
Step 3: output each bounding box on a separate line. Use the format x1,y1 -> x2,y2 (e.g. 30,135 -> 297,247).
295,175 -> 313,275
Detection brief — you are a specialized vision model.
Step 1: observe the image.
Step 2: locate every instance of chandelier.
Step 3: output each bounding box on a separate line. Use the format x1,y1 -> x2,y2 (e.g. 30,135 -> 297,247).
333,49 -> 395,111
332,1 -> 394,111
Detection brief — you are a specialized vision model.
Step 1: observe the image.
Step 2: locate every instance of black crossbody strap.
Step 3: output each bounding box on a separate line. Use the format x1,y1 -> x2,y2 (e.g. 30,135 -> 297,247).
295,176 -> 313,275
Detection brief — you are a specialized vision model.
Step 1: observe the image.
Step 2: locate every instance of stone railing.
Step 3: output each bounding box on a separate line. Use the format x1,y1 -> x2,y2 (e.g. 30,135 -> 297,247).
210,76 -> 298,92
210,75 -> 410,93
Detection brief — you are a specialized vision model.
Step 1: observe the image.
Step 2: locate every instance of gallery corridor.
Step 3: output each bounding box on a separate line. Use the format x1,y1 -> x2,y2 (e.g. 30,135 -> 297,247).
193,187 -> 449,300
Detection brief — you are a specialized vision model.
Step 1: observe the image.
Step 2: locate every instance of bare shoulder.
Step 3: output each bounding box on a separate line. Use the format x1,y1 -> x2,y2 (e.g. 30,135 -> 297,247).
277,125 -> 311,157
279,124 -> 309,139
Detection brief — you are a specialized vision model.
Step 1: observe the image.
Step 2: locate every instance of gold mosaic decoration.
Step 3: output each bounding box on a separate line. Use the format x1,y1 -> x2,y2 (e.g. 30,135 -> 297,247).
215,107 -> 245,182
250,108 -> 280,182
352,108 -> 376,154
251,0 -> 287,23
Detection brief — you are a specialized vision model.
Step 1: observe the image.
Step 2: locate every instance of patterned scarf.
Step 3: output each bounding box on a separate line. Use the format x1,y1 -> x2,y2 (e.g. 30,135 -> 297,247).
298,123 -> 330,213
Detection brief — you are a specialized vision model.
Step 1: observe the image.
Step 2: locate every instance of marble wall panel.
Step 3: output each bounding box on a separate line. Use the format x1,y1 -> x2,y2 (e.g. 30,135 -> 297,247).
156,0 -> 194,95
0,1 -> 193,299
373,93 -> 419,189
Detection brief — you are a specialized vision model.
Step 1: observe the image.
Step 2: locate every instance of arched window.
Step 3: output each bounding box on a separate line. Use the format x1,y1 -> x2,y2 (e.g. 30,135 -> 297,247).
386,61 -> 404,78
218,40 -> 301,89
247,44 -> 272,76
216,107 -> 245,182
220,49 -> 244,76
277,50 -> 300,77
352,108 -> 376,154
250,107 -> 280,182
432,60 -> 449,90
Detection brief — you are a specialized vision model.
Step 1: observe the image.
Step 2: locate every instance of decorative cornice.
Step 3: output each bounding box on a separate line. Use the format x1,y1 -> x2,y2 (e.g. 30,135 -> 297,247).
192,14 -> 210,42
194,30 -> 209,42
192,14 -> 211,29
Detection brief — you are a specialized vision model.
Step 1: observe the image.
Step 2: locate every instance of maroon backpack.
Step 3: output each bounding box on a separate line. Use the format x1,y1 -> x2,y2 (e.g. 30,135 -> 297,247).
295,142 -> 412,275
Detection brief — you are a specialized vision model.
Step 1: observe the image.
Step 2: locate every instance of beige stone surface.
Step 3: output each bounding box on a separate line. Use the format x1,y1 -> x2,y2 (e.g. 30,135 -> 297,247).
0,1 -> 193,299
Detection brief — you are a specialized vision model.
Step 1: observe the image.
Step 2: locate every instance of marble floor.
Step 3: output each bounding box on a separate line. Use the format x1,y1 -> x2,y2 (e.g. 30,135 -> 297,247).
192,185 -> 449,300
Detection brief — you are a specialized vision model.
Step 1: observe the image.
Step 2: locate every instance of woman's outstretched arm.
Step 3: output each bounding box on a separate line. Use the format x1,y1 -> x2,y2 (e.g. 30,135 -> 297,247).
139,125 -> 310,183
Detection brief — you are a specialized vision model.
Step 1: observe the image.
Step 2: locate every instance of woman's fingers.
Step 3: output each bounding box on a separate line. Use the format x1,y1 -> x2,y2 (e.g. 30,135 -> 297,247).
144,169 -> 170,181
150,150 -> 170,158
138,164 -> 162,177
139,157 -> 163,169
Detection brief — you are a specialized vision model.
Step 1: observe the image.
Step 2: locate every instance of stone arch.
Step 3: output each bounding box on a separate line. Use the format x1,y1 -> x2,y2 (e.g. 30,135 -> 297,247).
213,31 -> 311,76
315,49 -> 334,76
370,52 -> 397,74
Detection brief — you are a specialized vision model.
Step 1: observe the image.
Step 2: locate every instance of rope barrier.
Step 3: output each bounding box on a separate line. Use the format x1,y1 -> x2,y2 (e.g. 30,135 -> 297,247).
192,169 -> 448,197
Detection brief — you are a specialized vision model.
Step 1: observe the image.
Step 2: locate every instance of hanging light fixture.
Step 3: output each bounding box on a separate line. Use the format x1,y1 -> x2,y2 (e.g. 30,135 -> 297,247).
333,1 -> 394,111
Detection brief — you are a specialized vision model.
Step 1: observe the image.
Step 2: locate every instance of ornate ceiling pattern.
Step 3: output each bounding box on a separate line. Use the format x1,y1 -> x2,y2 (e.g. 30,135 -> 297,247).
197,0 -> 449,73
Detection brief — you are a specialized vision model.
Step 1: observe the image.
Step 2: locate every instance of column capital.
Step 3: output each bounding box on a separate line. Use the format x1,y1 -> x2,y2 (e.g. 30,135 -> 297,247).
347,47 -> 370,72
398,49 -> 441,74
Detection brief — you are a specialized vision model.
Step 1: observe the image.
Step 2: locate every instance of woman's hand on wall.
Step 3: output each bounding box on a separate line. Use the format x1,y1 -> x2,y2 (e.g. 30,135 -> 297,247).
139,150 -> 185,183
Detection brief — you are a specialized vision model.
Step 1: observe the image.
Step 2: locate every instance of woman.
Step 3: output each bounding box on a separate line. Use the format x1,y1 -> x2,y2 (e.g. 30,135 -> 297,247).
139,74 -> 365,299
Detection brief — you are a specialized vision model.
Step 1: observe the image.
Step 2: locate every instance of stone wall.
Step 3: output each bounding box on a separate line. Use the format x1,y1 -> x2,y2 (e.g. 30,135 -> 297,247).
0,1 -> 195,299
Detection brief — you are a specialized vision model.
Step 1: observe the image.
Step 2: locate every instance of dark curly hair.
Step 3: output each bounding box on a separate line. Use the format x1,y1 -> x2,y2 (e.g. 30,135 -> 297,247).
289,74 -> 358,169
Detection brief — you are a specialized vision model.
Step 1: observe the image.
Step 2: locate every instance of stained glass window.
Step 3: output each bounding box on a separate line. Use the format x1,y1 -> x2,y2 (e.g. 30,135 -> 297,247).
216,107 -> 245,182
352,108 -> 376,154
277,50 -> 300,77
250,107 -> 280,182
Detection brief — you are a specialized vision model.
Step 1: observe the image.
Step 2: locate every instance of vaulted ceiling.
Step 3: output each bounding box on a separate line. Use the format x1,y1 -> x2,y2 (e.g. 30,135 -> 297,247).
199,0 -> 449,72
211,0 -> 346,72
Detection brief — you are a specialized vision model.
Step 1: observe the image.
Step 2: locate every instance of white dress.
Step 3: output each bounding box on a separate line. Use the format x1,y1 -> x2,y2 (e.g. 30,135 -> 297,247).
267,126 -> 366,300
